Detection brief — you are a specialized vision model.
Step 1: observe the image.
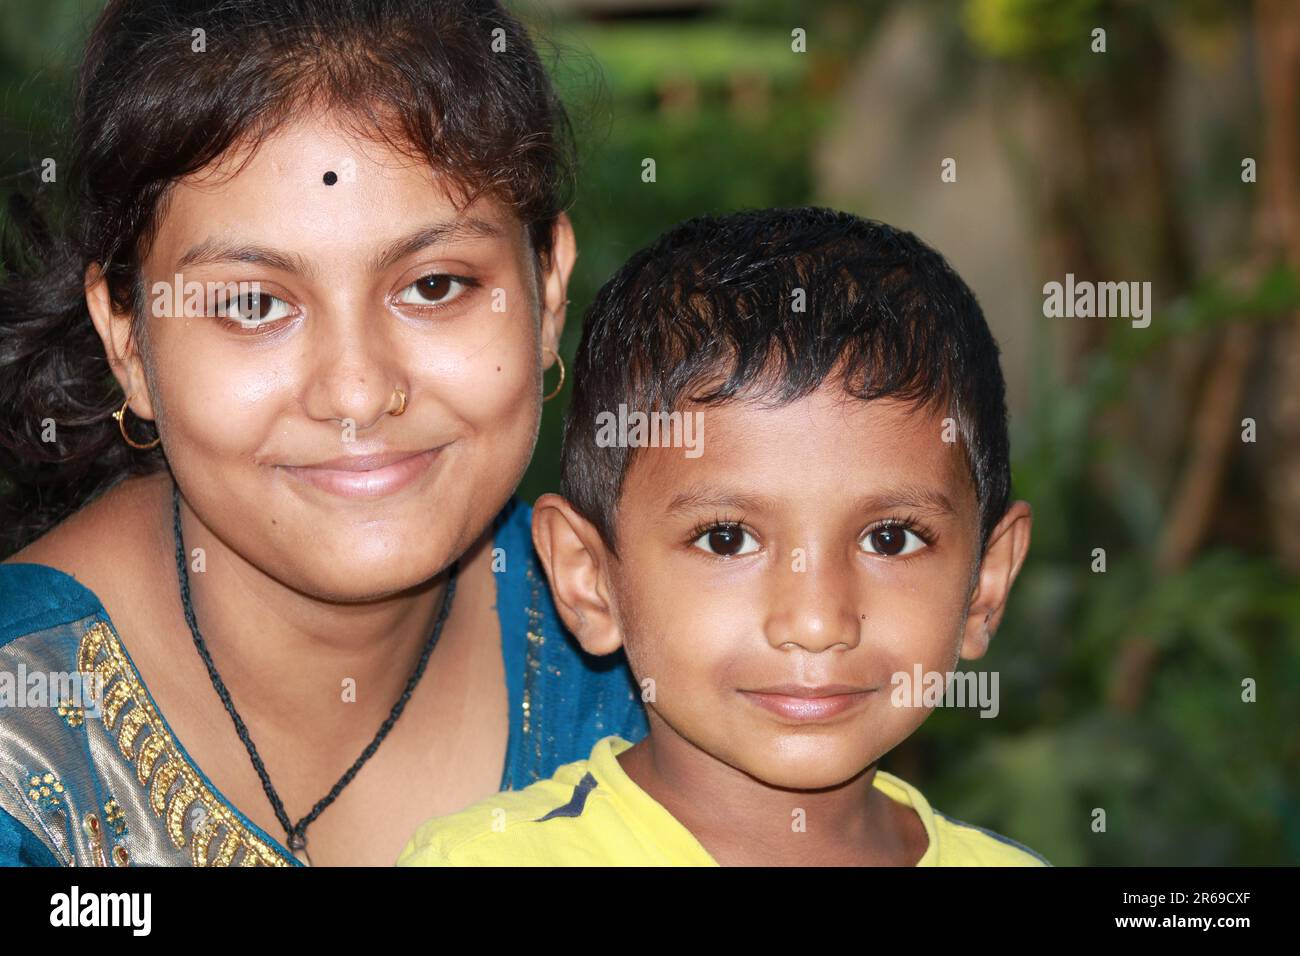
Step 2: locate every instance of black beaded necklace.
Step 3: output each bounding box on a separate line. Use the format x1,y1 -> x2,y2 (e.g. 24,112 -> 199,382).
170,481 -> 458,865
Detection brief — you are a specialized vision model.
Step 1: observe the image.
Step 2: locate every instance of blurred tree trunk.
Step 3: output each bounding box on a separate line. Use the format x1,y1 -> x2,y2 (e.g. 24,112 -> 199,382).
1255,0 -> 1300,573
1111,0 -> 1299,710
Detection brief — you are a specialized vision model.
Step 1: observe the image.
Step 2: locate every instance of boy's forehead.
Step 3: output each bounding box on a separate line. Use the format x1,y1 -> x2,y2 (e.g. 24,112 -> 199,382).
623,385 -> 975,512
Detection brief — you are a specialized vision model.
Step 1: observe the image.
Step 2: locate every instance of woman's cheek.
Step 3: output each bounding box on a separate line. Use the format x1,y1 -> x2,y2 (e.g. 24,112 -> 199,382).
468,352 -> 536,428
157,342 -> 288,459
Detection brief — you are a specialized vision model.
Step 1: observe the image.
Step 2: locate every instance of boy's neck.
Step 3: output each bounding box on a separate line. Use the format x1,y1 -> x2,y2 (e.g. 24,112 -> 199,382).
616,725 -> 928,867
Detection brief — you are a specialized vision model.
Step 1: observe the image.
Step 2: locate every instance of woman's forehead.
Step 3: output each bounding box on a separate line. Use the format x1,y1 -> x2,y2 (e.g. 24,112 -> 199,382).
147,120 -> 525,273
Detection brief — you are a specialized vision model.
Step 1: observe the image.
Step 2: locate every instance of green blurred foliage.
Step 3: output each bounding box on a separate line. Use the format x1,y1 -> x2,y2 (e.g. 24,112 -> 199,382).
919,267 -> 1300,865
961,0 -> 1231,79
518,15 -> 832,499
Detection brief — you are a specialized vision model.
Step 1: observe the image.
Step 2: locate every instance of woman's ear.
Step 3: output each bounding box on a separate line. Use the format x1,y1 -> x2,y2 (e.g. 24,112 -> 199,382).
539,212 -> 576,356
85,263 -> 155,419
959,500 -> 1032,660
531,492 -> 623,656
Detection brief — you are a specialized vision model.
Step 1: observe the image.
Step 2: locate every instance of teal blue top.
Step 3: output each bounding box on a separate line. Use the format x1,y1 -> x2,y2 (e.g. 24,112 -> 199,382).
0,496 -> 647,867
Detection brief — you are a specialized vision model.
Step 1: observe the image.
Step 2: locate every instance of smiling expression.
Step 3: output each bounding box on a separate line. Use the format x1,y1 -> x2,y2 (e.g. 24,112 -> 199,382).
603,386 -> 991,790
100,110 -> 566,601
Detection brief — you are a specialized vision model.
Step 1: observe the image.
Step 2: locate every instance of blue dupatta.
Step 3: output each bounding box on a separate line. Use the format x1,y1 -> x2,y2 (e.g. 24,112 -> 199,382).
0,496 -> 647,866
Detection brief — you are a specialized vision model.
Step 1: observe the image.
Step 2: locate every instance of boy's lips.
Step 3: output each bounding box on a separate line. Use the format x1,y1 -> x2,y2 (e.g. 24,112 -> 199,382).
738,684 -> 875,722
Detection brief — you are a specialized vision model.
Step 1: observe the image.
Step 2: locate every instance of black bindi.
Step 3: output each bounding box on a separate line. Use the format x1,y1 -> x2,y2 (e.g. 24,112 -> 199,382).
323,170 -> 338,186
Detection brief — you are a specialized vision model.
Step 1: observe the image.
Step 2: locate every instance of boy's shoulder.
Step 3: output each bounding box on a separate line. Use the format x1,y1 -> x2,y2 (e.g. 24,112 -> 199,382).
398,747 -> 1051,868
874,770 -> 1051,867
398,736 -> 711,866
931,811 -> 1052,866
397,759 -> 591,866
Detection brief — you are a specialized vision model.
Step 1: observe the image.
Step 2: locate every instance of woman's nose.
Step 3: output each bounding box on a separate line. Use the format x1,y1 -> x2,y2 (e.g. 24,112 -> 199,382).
301,309 -> 401,431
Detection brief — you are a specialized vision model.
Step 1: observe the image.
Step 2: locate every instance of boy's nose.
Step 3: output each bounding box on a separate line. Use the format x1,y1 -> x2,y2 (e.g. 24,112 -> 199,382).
763,562 -> 862,653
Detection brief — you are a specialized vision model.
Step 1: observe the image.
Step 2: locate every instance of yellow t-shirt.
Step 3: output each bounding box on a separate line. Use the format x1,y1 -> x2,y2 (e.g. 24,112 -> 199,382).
398,736 -> 1050,867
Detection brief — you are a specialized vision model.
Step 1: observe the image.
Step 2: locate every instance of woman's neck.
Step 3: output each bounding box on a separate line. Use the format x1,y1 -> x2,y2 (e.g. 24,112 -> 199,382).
169,483 -> 479,751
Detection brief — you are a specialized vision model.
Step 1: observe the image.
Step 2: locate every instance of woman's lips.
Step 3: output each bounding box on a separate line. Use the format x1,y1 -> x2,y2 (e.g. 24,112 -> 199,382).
277,447 -> 442,498
739,685 -> 874,722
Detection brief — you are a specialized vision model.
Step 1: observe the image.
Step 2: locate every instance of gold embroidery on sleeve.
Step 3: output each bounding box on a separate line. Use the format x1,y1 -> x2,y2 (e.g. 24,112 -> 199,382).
78,621 -> 292,867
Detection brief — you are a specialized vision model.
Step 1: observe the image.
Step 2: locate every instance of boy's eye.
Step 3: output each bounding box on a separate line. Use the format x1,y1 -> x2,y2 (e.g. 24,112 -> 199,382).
692,523 -> 758,558
212,290 -> 292,327
859,525 -> 927,557
396,273 -> 472,307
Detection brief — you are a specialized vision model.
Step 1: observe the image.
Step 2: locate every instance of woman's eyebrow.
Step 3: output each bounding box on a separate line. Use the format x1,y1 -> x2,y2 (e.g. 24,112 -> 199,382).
369,216 -> 503,273
175,238 -> 311,276
173,216 -> 504,277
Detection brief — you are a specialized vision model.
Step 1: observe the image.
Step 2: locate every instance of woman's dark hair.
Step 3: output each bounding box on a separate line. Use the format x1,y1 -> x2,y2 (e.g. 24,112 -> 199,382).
561,207 -> 1013,557
0,0 -> 577,555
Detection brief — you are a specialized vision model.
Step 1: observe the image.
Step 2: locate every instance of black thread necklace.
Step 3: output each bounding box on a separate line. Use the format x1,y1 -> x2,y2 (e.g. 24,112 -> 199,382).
171,481 -> 458,865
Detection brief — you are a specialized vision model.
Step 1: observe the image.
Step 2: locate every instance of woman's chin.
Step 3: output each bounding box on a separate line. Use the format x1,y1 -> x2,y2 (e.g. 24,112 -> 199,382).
260,532 -> 460,603
295,561 -> 454,604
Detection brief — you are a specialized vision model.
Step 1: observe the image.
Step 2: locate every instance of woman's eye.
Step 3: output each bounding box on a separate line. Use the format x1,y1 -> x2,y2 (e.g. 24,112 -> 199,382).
692,523 -> 759,558
396,274 -> 471,307
212,290 -> 292,327
859,525 -> 927,557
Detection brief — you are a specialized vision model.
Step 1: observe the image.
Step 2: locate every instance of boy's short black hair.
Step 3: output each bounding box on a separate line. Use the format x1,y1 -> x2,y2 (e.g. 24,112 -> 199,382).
560,207 -> 1011,555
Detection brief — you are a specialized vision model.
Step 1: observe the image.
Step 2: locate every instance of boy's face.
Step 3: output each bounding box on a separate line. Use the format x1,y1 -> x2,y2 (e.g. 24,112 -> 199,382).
538,382 -> 1031,791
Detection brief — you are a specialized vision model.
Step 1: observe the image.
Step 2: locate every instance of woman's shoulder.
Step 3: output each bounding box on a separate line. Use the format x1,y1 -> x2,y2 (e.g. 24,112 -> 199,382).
1,472 -> 170,646
0,562 -> 108,648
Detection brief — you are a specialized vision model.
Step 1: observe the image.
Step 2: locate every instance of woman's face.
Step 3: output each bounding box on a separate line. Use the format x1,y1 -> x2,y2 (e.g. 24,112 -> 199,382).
91,112 -> 573,601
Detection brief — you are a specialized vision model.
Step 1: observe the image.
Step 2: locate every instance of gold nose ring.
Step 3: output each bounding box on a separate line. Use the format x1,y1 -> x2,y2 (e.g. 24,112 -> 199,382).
389,387 -> 407,416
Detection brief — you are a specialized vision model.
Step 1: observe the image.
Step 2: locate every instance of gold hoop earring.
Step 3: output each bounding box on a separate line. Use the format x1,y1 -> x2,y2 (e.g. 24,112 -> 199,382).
112,396 -> 161,450
388,386 -> 407,416
542,346 -> 566,402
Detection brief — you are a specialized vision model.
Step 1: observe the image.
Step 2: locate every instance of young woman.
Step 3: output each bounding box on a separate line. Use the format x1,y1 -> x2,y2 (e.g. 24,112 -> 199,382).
0,0 -> 645,867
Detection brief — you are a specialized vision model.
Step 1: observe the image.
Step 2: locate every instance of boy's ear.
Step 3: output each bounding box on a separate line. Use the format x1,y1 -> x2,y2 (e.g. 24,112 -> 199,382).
531,492 -> 623,657
959,500 -> 1032,660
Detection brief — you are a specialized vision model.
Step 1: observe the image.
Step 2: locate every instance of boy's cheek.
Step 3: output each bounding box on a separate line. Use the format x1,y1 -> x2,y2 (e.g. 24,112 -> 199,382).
619,609 -> 747,714
868,589 -> 970,653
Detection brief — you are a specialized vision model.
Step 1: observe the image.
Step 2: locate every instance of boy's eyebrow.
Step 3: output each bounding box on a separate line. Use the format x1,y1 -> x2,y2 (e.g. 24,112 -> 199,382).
663,484 -> 957,518
173,216 -> 504,278
854,485 -> 957,517
664,487 -> 779,517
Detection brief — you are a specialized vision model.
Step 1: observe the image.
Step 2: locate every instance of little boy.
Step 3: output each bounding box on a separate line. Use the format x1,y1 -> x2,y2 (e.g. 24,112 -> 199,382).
398,208 -> 1048,866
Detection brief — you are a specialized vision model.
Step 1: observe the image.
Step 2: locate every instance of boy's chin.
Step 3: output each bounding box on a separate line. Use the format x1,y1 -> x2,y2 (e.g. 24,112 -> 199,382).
733,744 -> 880,792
